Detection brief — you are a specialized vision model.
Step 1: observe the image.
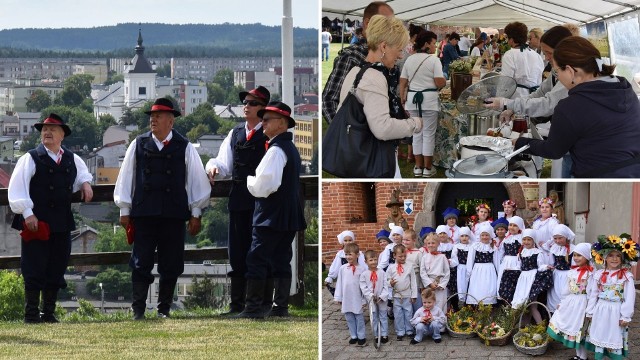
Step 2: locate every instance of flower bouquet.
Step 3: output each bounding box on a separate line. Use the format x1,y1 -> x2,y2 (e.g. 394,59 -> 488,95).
446,302 -> 477,338
449,58 -> 474,74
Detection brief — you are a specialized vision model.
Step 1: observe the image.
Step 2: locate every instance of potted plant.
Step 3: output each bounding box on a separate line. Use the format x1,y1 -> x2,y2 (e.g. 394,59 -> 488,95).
449,58 -> 474,100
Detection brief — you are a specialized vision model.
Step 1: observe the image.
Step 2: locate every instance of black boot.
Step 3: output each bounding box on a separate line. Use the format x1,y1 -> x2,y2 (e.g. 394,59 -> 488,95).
221,277 -> 246,316
24,289 -> 42,324
41,289 -> 59,323
267,278 -> 291,317
157,280 -> 176,318
132,282 -> 149,320
234,279 -> 265,319
261,278 -> 274,315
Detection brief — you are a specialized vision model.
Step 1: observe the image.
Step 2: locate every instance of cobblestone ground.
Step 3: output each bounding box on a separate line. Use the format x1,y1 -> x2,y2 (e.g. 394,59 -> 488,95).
321,287 -> 640,360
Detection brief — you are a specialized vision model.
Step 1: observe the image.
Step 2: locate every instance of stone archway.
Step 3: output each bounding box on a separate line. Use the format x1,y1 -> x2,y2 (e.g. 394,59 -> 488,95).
414,182 -> 526,230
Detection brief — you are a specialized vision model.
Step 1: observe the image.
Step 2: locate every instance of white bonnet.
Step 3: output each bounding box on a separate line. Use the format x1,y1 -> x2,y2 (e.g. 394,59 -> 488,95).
337,230 -> 355,245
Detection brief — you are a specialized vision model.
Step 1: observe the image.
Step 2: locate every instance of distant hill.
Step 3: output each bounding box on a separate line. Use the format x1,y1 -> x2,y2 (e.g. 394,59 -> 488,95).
0,23 -> 317,57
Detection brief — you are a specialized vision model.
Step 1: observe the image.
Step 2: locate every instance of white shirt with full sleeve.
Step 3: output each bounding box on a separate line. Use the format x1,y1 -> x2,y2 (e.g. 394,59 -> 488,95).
505,74 -> 569,117
501,47 -> 544,98
204,122 -> 262,179
410,305 -> 446,328
359,268 -> 390,303
324,250 -> 366,284
386,262 -> 418,299
420,252 -> 450,289
9,146 -> 93,219
246,134 -> 287,198
113,132 -> 211,218
377,242 -> 398,270
334,263 -> 366,314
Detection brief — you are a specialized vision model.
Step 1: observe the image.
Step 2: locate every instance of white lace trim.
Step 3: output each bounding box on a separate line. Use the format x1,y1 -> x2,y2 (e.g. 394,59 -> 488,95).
520,248 -> 541,257
549,243 -> 573,256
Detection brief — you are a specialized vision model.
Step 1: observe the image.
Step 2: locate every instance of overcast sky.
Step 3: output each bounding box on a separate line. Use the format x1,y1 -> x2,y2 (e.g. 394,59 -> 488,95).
0,0 -> 319,30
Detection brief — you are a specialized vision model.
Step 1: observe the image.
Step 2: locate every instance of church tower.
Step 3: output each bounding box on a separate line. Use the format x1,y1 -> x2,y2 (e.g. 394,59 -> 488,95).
123,29 -> 156,106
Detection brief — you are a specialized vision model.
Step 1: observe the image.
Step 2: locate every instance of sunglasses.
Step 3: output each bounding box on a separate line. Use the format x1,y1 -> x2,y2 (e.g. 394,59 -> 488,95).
243,99 -> 264,107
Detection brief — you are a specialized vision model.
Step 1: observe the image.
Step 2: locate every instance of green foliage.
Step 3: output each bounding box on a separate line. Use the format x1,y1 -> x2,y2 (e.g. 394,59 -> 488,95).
212,68 -> 235,92
22,130 -> 41,151
74,298 -> 101,319
195,239 -> 213,248
155,63 -> 171,77
86,269 -> 132,300
310,143 -> 318,174
182,273 -> 218,309
207,82 -> 226,105
186,124 -> 209,142
217,117 -> 239,135
98,114 -> 117,135
93,224 -> 131,253
225,85 -> 248,106
53,74 -> 94,107
195,199 -> 230,247
26,89 -> 52,111
0,271 -> 24,321
58,281 -> 76,300
104,71 -> 124,86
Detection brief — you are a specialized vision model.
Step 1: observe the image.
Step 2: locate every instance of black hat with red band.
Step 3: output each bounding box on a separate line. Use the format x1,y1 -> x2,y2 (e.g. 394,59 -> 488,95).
144,98 -> 181,117
34,113 -> 72,137
257,101 -> 295,128
239,85 -> 270,104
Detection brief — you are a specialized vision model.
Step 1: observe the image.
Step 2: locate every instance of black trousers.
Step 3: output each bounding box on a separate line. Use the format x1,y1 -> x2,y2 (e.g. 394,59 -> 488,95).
21,232 -> 71,291
246,226 -> 296,280
228,209 -> 254,278
130,217 -> 185,284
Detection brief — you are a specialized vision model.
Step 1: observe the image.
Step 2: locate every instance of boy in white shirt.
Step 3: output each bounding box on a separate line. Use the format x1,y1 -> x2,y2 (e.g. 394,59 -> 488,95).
386,244 -> 417,340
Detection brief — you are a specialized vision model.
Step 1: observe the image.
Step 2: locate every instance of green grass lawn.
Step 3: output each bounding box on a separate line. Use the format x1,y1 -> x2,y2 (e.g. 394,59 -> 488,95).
0,316 -> 318,360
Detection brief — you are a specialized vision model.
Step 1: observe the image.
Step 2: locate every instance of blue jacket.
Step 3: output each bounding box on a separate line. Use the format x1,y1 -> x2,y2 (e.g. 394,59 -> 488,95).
516,76 -> 640,177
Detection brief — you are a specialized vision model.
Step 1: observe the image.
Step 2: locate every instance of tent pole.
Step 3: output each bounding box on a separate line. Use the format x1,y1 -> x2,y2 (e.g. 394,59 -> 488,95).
341,14 -> 346,50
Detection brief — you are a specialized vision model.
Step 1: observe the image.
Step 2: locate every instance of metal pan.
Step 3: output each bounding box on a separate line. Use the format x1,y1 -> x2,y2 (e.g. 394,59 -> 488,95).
456,75 -> 517,115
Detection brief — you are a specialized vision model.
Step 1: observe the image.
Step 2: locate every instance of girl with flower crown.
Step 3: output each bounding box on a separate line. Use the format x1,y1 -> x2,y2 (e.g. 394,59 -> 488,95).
585,234 -> 637,360
532,197 -> 560,265
466,223 -> 500,306
547,243 -> 595,360
472,203 -> 492,240
502,199 -> 517,220
542,224 -> 577,312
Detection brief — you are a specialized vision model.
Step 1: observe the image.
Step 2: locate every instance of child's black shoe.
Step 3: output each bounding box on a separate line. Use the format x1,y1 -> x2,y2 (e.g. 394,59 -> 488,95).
410,339 -> 419,345
381,336 -> 389,344
348,338 -> 357,344
396,335 -> 404,341
357,339 -> 366,346
434,338 -> 442,343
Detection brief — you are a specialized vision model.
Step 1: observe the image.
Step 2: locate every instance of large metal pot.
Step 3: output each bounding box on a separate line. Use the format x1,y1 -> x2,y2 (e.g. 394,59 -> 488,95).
458,135 -> 512,159
446,145 -> 530,178
467,114 -> 499,136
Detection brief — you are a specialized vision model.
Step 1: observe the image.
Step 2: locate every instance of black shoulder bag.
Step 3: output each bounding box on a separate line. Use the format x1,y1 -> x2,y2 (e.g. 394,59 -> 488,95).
322,64 -> 397,178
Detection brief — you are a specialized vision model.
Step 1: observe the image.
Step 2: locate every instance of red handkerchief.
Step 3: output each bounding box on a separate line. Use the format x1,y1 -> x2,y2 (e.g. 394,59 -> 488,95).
126,223 -> 135,245
20,221 -> 50,242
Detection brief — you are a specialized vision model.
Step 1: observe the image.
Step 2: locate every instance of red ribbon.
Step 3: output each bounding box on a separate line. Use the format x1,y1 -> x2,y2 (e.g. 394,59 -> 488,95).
349,264 -> 356,274
370,271 -> 378,292
265,141 -> 269,151
430,251 -> 441,256
397,263 -> 404,275
571,265 -> 593,283
424,308 -> 432,320
43,117 -> 63,125
247,128 -> 256,141
150,104 -> 175,112
406,248 -> 420,253
601,269 -> 628,283
450,227 -> 455,239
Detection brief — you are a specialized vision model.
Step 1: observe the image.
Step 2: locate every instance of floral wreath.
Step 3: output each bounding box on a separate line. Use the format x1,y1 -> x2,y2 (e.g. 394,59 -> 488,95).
502,200 -> 516,208
476,203 -> 491,212
538,197 -> 554,206
591,233 -> 639,266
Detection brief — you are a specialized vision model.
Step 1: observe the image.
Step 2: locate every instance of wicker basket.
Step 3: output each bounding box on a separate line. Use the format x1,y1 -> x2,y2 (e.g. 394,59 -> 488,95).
475,297 -> 519,346
513,301 -> 551,356
445,293 -> 478,339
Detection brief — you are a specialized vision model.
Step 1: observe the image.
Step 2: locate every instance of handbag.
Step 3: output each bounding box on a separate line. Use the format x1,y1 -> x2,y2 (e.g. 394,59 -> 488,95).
322,64 -> 396,178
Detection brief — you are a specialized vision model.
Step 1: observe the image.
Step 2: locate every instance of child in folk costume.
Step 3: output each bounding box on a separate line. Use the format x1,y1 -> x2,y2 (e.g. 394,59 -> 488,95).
334,243 -> 367,346
497,216 -> 525,303
436,225 -> 459,311
325,231 -> 366,293
419,226 -> 436,248
376,229 -> 392,268
452,226 -> 474,304
466,223 -> 500,305
491,217 -> 509,264
379,226 -> 404,271
359,250 -> 390,344
585,234 -> 638,360
410,288 -> 446,345
547,243 -> 595,360
386,244 -> 418,340
502,199 -> 517,221
543,224 -> 576,312
442,207 -> 461,244
420,233 -> 450,313
403,229 -> 424,313
532,197 -> 560,265
511,229 -> 553,324
472,203 -> 492,239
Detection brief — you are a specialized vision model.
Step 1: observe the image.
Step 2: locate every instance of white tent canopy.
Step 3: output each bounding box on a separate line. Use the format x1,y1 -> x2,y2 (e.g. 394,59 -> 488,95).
322,0 -> 640,28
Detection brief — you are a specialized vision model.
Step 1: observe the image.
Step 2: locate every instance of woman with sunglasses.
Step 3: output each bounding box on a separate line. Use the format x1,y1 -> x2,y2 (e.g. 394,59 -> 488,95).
514,36 -> 640,178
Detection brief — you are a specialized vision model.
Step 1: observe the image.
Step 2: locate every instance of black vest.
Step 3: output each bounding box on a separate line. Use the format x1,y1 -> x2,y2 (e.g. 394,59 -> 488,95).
130,130 -> 190,220
252,132 -> 306,231
229,124 -> 266,211
12,144 -> 77,233
520,253 -> 539,271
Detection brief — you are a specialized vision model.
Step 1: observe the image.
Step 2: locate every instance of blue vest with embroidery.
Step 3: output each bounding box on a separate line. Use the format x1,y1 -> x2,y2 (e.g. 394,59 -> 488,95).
12,144 -> 77,233
130,130 -> 190,220
229,124 -> 266,211
252,131 -> 306,231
